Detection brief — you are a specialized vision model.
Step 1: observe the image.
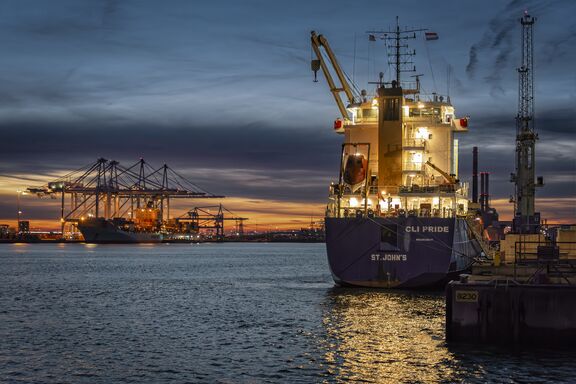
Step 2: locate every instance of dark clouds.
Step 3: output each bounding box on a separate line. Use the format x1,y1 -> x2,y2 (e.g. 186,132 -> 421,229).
0,121 -> 341,204
0,0 -> 574,223
465,0 -> 576,97
458,109 -> 576,201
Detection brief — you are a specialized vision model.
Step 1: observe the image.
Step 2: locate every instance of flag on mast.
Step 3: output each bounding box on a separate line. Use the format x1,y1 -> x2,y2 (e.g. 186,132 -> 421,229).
425,32 -> 439,41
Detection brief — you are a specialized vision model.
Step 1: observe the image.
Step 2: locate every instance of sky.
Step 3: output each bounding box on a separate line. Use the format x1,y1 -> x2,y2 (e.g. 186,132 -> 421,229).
0,0 -> 574,230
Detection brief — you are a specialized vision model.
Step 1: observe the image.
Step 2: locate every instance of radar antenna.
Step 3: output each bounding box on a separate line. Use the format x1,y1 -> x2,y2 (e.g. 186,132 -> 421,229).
367,16 -> 427,88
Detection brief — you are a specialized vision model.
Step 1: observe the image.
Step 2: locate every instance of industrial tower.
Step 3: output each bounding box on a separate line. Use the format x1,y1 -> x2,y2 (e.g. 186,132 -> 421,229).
511,12 -> 542,233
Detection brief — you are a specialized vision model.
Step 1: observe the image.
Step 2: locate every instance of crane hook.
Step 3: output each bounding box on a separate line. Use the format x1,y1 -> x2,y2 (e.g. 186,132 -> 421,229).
311,59 -> 320,82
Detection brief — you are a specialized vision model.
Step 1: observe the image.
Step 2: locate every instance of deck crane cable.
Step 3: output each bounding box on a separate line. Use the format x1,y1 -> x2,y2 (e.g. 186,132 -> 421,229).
52,161 -> 97,184
144,162 -> 163,187
166,166 -> 220,197
164,166 -> 202,193
424,35 -> 438,92
352,32 -> 357,86
318,48 -> 362,102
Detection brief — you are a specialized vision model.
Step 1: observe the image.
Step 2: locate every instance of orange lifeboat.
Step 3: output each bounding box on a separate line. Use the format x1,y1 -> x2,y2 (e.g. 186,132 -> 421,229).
343,154 -> 368,185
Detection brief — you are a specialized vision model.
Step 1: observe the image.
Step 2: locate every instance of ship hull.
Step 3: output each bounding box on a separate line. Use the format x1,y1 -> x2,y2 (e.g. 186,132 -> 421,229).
78,218 -> 163,244
325,216 -> 480,289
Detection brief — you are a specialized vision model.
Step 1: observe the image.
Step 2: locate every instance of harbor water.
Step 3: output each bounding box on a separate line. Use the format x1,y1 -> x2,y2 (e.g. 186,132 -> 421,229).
0,243 -> 574,383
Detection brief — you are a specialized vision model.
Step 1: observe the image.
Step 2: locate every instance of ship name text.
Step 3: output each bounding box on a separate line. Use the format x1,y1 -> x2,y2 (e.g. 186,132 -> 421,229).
371,253 -> 407,261
405,226 -> 449,233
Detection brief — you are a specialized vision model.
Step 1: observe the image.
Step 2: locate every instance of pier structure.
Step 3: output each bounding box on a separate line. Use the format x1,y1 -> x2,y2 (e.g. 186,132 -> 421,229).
446,13 -> 576,347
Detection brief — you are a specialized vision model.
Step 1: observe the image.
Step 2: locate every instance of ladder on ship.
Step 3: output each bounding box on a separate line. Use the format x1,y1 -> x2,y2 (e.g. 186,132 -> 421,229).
465,218 -> 497,263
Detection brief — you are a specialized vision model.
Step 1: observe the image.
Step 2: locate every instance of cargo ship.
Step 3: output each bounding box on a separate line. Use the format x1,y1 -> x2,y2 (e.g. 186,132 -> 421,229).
77,217 -> 163,243
311,23 -> 484,288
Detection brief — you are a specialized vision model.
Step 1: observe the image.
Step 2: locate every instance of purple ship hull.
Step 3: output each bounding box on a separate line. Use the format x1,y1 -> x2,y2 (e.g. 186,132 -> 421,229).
325,216 -> 480,288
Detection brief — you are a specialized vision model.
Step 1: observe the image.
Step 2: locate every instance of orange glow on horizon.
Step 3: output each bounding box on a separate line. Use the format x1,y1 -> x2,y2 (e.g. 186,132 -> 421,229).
0,195 -> 326,232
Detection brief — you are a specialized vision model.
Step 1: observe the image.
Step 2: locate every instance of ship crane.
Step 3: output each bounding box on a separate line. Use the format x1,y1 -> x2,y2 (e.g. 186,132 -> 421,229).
310,31 -> 360,132
424,161 -> 457,185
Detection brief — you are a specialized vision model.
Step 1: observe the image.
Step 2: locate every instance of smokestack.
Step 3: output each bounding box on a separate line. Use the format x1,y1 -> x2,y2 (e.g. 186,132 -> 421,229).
485,172 -> 490,209
480,172 -> 486,212
472,147 -> 478,203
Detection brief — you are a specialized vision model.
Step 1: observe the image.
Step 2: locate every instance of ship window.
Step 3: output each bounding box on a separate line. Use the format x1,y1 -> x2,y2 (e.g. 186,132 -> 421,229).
409,107 -> 440,117
362,108 -> 377,120
383,98 -> 400,121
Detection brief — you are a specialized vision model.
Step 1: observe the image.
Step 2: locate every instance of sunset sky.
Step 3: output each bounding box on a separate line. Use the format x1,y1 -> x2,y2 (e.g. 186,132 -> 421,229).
0,0 -> 574,230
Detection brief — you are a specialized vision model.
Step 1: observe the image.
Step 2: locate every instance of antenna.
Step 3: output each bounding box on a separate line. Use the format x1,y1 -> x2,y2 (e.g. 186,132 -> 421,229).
410,73 -> 424,92
367,17 -> 427,85
446,64 -> 452,101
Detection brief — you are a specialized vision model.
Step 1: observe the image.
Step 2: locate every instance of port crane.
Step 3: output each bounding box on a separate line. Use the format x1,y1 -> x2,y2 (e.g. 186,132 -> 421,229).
27,158 -> 223,237
175,204 -> 248,242
510,12 -> 543,233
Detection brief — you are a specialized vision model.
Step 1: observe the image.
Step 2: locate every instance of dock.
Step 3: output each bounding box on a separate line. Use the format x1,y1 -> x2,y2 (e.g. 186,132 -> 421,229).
446,235 -> 576,347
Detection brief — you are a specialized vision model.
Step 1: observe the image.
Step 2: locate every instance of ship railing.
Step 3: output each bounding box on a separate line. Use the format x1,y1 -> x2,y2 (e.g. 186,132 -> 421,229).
329,206 -> 463,219
373,186 -> 400,195
399,185 -> 459,194
409,92 -> 450,104
465,217 -> 497,262
403,162 -> 424,172
402,138 -> 427,148
405,115 -> 443,124
353,184 -> 468,197
513,241 -> 576,284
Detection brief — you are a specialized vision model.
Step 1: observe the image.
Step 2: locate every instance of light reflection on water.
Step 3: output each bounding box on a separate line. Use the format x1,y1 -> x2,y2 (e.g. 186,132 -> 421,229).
319,288 -> 576,384
1,244 -> 575,383
320,288 -> 460,383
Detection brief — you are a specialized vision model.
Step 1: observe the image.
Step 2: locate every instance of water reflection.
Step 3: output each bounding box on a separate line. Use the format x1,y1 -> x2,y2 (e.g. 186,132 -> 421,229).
320,288 -> 468,383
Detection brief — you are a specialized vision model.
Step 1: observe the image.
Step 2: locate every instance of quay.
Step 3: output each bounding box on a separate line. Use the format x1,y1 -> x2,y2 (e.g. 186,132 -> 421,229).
446,233 -> 576,347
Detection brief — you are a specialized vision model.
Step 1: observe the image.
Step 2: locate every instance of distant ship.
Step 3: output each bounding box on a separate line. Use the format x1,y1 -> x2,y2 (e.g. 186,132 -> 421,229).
77,217 -> 163,243
311,25 -> 484,288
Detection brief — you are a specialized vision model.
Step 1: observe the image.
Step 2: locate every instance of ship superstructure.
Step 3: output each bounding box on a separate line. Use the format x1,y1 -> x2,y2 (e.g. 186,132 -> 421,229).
312,22 -> 483,288
327,90 -> 469,220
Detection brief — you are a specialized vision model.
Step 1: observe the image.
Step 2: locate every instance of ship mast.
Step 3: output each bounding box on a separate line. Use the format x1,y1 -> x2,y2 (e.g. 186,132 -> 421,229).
368,17 -> 426,89
511,11 -> 543,233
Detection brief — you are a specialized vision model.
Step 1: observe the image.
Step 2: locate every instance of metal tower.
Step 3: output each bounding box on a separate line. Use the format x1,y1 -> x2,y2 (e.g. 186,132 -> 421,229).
511,12 -> 542,233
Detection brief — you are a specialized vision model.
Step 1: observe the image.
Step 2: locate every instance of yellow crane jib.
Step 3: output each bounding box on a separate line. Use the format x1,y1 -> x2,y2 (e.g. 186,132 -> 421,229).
425,160 -> 457,184
310,31 -> 358,132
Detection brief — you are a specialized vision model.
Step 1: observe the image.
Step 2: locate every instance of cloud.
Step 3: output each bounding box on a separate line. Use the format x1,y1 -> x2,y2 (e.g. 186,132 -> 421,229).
490,197 -> 576,223
464,0 -> 576,96
465,2 -> 519,86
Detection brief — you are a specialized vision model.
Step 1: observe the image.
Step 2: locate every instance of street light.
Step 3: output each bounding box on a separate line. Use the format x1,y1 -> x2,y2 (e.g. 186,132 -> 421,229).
16,190 -> 28,235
